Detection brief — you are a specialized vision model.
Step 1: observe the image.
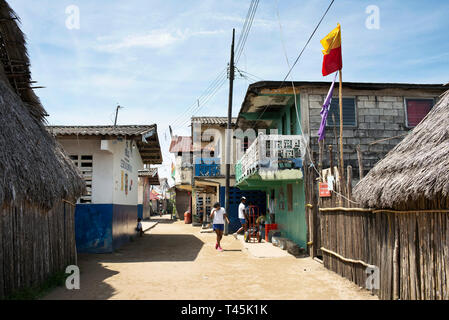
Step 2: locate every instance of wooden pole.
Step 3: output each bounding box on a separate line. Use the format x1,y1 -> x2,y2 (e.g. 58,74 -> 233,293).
356,145 -> 364,180
338,70 -> 344,178
338,70 -> 344,207
224,29 -> 235,235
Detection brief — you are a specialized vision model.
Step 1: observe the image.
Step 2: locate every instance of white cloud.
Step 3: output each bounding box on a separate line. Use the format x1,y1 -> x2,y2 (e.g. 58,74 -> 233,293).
96,28 -> 225,52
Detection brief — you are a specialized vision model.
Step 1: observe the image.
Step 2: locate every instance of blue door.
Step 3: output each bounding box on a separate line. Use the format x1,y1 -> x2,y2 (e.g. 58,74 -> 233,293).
219,187 -> 266,233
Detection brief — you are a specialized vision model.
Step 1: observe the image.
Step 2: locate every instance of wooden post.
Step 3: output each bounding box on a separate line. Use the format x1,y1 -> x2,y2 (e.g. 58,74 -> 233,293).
338,70 -> 344,176
356,145 -> 364,180
346,165 -> 352,207
338,70 -> 344,207
224,29 -> 235,235
318,140 -> 324,182
328,145 -> 334,173
393,218 -> 400,300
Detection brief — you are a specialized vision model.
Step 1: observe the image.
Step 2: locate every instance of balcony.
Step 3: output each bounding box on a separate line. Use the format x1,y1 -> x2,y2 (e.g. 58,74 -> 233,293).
235,134 -> 305,185
194,158 -> 221,177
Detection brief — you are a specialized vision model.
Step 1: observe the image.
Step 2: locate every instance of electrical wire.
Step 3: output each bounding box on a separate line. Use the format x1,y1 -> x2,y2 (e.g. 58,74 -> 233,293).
280,0 -> 335,87
252,0 -> 336,129
273,0 -> 358,206
235,0 -> 259,64
167,0 -> 259,136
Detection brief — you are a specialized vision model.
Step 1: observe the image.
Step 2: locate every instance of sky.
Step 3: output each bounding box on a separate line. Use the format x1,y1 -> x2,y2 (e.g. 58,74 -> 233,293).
8,0 -> 449,181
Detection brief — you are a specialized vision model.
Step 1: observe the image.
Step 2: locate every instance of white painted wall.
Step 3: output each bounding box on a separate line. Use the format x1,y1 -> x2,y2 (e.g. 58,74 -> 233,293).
57,139 -> 113,204
111,139 -> 144,206
57,137 -> 144,206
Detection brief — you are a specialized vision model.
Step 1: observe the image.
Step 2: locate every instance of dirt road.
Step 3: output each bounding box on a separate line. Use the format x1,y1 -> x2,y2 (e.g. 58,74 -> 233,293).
44,216 -> 377,300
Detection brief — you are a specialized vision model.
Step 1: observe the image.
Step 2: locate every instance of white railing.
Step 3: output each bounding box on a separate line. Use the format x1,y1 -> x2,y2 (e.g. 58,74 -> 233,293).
236,134 -> 306,183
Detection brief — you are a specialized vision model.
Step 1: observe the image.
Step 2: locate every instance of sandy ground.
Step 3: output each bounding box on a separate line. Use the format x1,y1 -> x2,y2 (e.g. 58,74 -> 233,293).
43,215 -> 377,300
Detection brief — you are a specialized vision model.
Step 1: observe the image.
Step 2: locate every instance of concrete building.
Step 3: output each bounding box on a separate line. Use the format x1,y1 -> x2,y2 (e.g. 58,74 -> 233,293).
47,125 -> 162,253
235,81 -> 446,249
169,135 -> 193,219
191,117 -> 266,232
138,168 -> 159,220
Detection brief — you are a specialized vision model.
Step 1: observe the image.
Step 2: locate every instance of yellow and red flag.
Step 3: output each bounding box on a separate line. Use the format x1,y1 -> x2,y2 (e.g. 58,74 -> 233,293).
321,23 -> 342,76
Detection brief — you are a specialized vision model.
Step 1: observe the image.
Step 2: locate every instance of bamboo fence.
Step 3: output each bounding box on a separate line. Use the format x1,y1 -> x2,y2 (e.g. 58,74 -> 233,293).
0,200 -> 77,299
317,165 -> 449,300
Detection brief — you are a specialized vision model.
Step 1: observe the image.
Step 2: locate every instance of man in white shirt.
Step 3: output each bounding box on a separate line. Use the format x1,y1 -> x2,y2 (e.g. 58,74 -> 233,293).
232,197 -> 247,239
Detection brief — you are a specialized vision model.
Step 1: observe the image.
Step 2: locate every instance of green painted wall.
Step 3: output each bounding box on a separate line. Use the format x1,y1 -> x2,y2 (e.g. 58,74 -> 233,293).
238,93 -> 307,247
267,180 -> 307,248
268,95 -> 302,136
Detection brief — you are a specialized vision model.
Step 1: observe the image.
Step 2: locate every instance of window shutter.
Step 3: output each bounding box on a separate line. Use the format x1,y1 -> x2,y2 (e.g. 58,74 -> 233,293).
327,98 -> 356,127
406,99 -> 433,127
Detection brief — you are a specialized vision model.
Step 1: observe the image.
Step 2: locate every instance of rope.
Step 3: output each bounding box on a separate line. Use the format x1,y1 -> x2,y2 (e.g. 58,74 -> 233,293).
320,247 -> 376,269
63,199 -> 76,207
319,207 -> 449,214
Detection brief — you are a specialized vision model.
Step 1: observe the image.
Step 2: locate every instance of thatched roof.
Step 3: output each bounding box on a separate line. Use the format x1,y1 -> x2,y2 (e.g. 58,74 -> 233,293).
0,0 -> 85,208
354,90 -> 449,209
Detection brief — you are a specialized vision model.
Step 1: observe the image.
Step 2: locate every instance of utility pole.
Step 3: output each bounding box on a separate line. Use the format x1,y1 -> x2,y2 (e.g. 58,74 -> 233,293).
224,29 -> 235,235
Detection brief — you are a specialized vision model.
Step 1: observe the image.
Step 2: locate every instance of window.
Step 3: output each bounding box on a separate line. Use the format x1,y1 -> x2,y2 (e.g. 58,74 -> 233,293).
405,98 -> 434,127
327,97 -> 357,127
70,155 -> 93,204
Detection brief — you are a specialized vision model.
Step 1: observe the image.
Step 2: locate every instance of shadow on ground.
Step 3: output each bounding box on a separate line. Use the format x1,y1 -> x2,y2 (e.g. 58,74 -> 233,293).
43,259 -> 118,300
98,234 -> 204,263
147,217 -> 177,224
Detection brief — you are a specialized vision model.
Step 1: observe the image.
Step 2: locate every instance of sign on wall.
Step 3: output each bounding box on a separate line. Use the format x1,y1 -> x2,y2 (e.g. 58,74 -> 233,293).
319,182 -> 331,198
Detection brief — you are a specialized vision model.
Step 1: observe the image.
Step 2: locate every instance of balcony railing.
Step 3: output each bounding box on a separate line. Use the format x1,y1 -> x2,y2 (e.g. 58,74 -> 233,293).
236,134 -> 305,184
194,158 -> 221,177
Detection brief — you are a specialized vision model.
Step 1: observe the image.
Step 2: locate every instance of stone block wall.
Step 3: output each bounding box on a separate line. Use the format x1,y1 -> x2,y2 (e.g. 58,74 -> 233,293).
305,88 -> 441,182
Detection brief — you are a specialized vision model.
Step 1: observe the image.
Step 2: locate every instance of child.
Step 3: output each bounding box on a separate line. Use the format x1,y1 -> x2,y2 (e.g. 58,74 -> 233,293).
209,202 -> 230,252
136,218 -> 144,237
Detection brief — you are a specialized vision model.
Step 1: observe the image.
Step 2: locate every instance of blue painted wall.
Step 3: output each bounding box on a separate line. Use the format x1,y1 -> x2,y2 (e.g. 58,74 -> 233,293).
112,204 -> 138,250
137,204 -> 143,220
219,187 -> 266,233
75,204 -> 139,253
75,204 -> 114,253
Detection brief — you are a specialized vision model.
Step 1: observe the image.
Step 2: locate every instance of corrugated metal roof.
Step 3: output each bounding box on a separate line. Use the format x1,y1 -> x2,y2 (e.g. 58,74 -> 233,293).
169,136 -> 193,153
191,117 -> 237,126
47,125 -> 157,137
138,168 -> 159,185
47,125 -> 163,165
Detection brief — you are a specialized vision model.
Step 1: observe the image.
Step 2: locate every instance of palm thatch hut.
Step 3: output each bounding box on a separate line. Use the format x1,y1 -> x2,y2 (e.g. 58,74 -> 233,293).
354,90 -> 449,210
351,89 -> 449,300
0,1 -> 85,298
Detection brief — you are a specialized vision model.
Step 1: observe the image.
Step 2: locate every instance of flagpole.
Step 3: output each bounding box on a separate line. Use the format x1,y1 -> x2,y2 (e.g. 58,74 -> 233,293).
338,69 -> 344,203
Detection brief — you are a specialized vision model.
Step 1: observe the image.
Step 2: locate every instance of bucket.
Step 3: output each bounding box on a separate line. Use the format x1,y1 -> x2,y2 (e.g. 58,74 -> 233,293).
184,211 -> 192,224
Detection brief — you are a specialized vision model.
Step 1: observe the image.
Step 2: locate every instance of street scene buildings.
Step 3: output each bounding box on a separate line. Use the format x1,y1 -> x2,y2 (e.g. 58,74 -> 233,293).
0,0 -> 448,303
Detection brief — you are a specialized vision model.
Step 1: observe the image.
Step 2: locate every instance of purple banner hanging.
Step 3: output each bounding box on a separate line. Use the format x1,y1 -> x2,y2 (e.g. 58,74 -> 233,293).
317,72 -> 338,142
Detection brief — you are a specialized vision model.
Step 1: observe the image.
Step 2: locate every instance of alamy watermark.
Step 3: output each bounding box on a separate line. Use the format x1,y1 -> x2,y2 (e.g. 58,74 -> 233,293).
365,5 -> 380,30
365,266 -> 380,290
65,265 -> 80,290
65,5 -> 80,30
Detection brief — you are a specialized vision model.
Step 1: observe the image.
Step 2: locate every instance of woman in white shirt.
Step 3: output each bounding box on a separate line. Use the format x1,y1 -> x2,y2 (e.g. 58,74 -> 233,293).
210,202 -> 230,252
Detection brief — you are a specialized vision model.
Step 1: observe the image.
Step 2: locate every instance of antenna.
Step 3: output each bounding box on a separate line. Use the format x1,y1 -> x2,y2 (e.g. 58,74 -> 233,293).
114,104 -> 124,127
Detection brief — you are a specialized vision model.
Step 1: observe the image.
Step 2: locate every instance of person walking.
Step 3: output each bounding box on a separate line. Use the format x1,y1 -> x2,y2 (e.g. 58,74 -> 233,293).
232,197 -> 247,239
210,202 -> 230,252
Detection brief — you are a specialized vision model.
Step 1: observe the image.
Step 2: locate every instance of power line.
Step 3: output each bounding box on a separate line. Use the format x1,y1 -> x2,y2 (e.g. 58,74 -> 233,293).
280,0 -> 335,86
167,0 -> 259,136
252,0 -> 336,129
235,0 -> 259,64
169,68 -> 227,129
